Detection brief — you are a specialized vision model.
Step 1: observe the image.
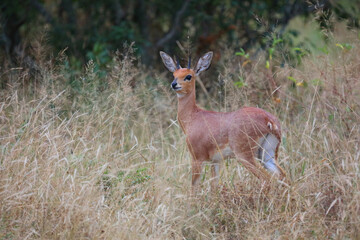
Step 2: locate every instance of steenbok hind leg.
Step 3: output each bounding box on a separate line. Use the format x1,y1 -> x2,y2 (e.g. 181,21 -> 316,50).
274,146 -> 287,180
235,151 -> 272,183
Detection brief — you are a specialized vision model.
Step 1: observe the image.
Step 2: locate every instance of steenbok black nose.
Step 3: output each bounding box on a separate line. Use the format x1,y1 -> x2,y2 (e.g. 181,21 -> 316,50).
171,81 -> 177,89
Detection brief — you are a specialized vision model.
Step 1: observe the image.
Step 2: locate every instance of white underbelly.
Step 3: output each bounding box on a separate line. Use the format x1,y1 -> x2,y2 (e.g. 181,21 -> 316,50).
211,146 -> 234,162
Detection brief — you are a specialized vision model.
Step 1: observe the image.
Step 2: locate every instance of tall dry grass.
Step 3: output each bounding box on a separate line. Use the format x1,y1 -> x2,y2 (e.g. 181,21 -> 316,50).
1,32 -> 359,239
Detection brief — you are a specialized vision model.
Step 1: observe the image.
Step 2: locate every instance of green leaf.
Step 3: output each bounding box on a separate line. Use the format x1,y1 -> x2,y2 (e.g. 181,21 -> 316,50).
296,81 -> 308,87
301,161 -> 306,176
268,48 -> 274,60
272,38 -> 283,46
234,76 -> 247,88
292,47 -> 302,52
235,48 -> 249,59
287,76 -> 297,83
336,43 -> 353,51
343,43 -> 353,50
319,46 -> 329,54
234,81 -> 247,88
235,48 -> 245,56
336,43 -> 344,50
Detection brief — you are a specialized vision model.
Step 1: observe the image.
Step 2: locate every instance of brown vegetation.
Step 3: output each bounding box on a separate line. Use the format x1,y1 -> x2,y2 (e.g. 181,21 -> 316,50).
0,30 -> 359,239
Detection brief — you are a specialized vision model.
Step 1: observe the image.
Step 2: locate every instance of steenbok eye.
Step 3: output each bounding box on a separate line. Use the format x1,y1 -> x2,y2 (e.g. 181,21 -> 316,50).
184,75 -> 192,81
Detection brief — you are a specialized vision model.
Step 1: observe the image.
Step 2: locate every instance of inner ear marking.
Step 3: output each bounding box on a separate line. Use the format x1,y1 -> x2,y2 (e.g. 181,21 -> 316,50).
195,52 -> 213,75
159,51 -> 177,72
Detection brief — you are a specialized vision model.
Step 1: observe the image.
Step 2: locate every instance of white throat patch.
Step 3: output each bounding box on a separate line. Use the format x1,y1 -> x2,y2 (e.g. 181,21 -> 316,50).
176,93 -> 185,98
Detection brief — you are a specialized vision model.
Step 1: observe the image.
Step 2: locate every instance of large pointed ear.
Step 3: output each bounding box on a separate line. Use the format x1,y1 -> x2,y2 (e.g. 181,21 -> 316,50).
159,51 -> 177,72
195,52 -> 213,75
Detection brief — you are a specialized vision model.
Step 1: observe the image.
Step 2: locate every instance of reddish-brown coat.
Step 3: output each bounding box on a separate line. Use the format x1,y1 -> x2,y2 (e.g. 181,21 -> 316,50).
173,68 -> 286,186
160,51 -> 286,189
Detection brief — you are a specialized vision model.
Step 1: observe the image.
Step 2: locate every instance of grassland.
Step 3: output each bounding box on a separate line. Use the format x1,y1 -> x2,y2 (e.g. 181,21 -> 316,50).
1,30 -> 359,239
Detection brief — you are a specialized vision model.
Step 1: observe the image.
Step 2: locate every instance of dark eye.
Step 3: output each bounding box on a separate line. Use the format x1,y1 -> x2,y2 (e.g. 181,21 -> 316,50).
184,75 -> 192,81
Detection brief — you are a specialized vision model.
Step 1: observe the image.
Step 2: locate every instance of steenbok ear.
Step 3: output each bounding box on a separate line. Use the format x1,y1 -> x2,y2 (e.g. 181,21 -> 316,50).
195,52 -> 213,75
160,51 -> 177,72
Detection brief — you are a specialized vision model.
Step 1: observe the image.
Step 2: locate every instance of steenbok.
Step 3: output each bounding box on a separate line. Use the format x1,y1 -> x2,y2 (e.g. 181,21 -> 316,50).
160,51 -> 286,190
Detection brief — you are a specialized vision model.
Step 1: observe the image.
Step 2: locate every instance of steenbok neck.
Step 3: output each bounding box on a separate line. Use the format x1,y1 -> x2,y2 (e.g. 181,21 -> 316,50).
177,89 -> 198,129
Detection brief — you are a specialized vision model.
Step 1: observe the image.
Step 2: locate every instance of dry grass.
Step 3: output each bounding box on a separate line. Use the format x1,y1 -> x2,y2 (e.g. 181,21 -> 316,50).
1,32 -> 359,239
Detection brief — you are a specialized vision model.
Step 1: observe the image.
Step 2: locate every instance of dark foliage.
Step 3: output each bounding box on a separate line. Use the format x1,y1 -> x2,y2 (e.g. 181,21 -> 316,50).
0,0 -> 358,74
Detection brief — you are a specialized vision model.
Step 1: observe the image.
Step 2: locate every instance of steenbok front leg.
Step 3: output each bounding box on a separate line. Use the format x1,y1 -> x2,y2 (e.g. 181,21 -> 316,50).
211,162 -> 221,190
191,160 -> 203,190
